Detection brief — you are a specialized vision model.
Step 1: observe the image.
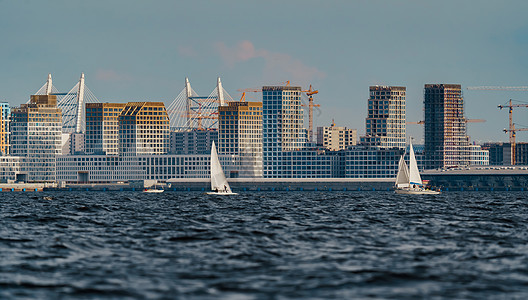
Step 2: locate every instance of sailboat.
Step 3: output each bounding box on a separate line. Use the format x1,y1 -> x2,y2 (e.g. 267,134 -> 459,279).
395,142 -> 440,195
206,141 -> 237,195
143,185 -> 164,193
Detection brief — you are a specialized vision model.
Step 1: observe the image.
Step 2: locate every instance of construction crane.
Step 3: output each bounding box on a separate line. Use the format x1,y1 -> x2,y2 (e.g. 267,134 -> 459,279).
498,99 -> 528,165
468,86 -> 528,91
467,86 -> 528,164
407,119 -> 485,125
237,81 -> 290,94
301,85 -> 319,142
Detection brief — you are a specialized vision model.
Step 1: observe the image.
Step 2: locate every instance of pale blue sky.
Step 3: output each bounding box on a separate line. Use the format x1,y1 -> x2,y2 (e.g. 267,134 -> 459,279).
1,0 -> 528,142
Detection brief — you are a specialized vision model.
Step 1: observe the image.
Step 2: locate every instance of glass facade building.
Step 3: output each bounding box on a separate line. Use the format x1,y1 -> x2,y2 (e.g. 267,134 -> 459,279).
219,101 -> 263,177
344,146 -> 403,178
85,103 -> 126,155
56,154 -> 239,182
10,95 -> 62,182
118,102 -> 170,156
0,102 -> 10,155
262,86 -> 305,177
170,129 -> 218,155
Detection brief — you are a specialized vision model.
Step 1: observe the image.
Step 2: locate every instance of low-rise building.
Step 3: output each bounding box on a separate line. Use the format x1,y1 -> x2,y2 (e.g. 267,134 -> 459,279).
170,129 -> 218,155
344,146 -> 403,178
56,154 -> 239,183
317,121 -> 357,151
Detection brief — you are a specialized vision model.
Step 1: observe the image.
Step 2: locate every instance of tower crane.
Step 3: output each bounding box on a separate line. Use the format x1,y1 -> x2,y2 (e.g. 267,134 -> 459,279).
237,81 -> 290,95
467,86 -> 528,165
468,86 -> 528,91
407,119 -> 485,125
498,99 -> 528,165
301,85 -> 319,142
236,81 -> 319,142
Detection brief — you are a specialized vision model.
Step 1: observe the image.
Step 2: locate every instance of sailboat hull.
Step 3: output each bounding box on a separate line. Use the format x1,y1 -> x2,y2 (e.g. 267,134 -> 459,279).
206,192 -> 238,195
143,189 -> 164,193
395,188 -> 440,195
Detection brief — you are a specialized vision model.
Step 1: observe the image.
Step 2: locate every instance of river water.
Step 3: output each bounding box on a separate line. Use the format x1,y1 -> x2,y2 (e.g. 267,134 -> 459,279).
1,191 -> 528,299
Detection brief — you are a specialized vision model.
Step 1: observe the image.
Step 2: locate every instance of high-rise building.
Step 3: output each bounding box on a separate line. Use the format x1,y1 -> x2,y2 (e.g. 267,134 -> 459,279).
218,101 -> 263,177
262,85 -> 304,177
317,121 -> 357,151
361,86 -> 406,149
0,102 -> 10,155
118,102 -> 170,156
85,103 -> 126,155
170,129 -> 218,155
10,95 -> 62,182
424,84 -> 471,169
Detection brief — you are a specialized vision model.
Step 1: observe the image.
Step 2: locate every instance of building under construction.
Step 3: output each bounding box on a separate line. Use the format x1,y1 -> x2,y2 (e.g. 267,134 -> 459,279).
424,84 -> 472,169
361,86 -> 406,149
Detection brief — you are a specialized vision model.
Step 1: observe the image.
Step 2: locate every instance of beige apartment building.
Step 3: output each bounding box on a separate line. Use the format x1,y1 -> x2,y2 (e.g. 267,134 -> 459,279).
317,121 -> 357,151
85,103 -> 126,155
218,101 -> 263,177
118,102 -> 170,156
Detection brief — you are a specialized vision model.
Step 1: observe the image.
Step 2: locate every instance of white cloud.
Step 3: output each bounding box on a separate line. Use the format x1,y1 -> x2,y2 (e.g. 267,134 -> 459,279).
215,40 -> 326,84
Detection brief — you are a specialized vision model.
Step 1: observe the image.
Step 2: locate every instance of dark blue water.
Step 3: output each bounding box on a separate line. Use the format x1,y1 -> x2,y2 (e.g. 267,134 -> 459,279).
1,191 -> 528,299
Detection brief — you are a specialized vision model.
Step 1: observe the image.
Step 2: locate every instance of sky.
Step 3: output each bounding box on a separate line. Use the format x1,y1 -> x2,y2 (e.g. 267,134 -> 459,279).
1,0 -> 528,143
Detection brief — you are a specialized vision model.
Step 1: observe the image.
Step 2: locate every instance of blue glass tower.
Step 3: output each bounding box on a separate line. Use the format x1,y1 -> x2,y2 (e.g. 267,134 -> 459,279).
262,85 -> 305,177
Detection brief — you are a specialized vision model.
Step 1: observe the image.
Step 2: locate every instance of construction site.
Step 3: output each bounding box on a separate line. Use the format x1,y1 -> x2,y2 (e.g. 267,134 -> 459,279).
468,85 -> 528,166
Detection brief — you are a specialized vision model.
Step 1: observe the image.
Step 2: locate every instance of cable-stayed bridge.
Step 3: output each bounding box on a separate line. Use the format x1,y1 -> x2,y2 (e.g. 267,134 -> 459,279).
167,77 -> 234,131
34,73 -> 100,134
34,74 -> 234,133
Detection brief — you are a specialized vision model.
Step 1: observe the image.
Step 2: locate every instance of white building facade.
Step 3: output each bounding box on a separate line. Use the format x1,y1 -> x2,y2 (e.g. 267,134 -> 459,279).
10,95 -> 62,182
56,154 -> 239,182
219,101 -> 263,178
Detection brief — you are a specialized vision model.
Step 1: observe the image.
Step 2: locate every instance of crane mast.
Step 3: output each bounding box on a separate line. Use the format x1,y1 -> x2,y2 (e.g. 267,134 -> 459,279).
302,85 -> 319,142
498,99 -> 528,165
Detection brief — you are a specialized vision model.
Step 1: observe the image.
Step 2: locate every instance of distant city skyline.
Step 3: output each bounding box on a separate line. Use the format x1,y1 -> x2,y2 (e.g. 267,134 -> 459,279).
1,1 -> 528,142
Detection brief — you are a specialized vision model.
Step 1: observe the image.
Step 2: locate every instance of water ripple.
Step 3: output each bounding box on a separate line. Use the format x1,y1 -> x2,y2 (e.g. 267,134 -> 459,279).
2,191 -> 528,299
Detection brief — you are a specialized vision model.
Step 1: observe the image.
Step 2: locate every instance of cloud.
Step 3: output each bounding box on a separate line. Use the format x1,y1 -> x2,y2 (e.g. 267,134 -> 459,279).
177,45 -> 198,58
215,40 -> 326,84
215,40 -> 262,67
95,69 -> 132,82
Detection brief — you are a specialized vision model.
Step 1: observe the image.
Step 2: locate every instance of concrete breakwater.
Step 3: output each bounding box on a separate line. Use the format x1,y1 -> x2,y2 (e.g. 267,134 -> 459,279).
48,178 -> 395,192
24,168 -> 528,192
167,178 -> 395,192
0,183 -> 49,192
422,167 -> 528,191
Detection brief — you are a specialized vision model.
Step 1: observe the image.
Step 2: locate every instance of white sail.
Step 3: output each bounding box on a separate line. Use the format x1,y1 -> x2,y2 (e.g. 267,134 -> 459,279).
395,155 -> 410,188
408,142 -> 422,186
210,141 -> 232,193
